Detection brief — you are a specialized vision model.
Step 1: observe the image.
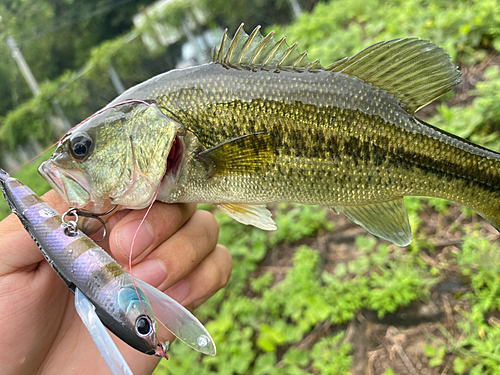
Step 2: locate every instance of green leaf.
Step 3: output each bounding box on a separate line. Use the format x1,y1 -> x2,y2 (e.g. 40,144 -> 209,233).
454,357 -> 466,374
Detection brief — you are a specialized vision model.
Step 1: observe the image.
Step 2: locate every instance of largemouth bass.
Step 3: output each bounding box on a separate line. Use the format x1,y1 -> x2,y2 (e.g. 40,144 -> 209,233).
0,168 -> 215,369
40,25 -> 500,246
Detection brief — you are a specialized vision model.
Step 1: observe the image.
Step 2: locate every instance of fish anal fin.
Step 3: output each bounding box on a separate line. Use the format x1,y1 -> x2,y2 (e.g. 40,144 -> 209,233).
197,132 -> 274,177
332,198 -> 412,246
217,203 -> 277,230
325,38 -> 461,114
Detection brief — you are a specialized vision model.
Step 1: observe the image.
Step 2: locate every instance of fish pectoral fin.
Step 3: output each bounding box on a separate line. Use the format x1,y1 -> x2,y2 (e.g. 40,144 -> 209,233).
325,38 -> 461,114
133,277 -> 216,356
74,288 -> 134,375
217,203 -> 277,230
197,132 -> 275,177
332,198 -> 412,246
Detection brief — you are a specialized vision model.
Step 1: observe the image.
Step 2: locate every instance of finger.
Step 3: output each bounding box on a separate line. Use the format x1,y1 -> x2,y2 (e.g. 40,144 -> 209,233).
130,210 -> 220,289
120,246 -> 232,375
166,244 -> 232,309
109,202 -> 198,264
0,190 -> 69,274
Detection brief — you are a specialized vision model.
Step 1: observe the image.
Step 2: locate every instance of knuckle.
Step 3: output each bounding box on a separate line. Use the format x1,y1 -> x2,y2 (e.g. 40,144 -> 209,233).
191,210 -> 220,242
216,245 -> 233,288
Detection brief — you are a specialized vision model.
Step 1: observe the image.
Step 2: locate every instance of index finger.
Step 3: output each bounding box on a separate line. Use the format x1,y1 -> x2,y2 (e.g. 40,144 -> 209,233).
108,202 -> 198,264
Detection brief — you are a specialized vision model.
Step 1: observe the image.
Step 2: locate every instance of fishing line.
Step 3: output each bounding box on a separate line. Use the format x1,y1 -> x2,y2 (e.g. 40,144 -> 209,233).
8,99 -> 151,174
127,186 -> 169,359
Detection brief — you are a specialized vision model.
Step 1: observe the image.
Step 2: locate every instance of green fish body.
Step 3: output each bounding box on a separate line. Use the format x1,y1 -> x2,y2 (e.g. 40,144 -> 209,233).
40,25 -> 500,246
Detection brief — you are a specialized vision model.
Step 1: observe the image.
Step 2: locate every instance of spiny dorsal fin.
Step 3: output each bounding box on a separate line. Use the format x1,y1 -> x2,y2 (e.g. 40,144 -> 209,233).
213,24 -> 321,70
325,38 -> 462,114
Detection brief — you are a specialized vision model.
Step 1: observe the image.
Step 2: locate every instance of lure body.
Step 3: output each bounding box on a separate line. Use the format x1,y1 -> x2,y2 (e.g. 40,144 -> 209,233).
0,169 -> 215,363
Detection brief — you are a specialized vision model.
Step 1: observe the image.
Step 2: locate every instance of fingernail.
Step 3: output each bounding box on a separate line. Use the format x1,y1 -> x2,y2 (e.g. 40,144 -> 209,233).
166,280 -> 191,303
132,259 -> 167,288
116,220 -> 155,260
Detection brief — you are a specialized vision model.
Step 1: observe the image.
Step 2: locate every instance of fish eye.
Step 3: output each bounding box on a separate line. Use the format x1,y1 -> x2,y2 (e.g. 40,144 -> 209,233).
69,133 -> 93,160
135,316 -> 152,337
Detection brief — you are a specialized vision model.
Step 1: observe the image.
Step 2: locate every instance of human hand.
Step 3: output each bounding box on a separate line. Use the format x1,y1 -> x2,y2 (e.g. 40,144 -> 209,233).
0,190 -> 232,375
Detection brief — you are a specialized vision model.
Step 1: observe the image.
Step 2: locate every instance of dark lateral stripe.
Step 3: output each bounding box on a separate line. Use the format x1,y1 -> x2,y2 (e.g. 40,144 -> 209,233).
87,262 -> 125,290
62,237 -> 97,259
20,194 -> 45,208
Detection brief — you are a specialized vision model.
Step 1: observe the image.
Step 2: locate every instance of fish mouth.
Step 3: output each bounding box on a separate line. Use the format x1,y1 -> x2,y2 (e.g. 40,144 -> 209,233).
39,161 -> 92,208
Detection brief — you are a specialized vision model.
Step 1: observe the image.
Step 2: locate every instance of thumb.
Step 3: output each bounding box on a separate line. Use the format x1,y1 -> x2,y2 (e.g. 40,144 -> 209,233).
0,190 -> 69,275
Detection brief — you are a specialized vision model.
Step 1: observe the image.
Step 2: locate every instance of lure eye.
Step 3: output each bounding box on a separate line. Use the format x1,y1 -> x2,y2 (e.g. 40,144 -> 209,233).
135,316 -> 152,337
70,133 -> 93,160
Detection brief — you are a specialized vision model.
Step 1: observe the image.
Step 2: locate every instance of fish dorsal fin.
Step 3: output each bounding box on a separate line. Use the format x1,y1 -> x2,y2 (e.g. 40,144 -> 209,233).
325,38 -> 461,114
213,24 -> 322,70
332,198 -> 412,246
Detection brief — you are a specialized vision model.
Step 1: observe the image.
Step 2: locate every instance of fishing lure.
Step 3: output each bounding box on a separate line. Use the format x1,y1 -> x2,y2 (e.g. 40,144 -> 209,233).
0,168 -> 215,375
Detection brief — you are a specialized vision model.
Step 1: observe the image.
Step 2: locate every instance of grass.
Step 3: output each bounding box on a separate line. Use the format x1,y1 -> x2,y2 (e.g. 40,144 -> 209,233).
2,0 -> 500,373
154,1 -> 500,373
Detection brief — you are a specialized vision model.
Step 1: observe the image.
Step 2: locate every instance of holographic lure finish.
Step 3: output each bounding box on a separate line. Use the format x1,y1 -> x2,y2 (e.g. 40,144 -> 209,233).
0,168 -> 215,357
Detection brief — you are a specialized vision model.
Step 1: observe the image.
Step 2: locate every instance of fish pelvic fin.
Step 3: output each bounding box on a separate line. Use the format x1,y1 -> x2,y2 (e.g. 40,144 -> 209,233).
325,38 -> 462,114
214,24 -> 321,70
333,197 -> 412,246
217,203 -> 277,230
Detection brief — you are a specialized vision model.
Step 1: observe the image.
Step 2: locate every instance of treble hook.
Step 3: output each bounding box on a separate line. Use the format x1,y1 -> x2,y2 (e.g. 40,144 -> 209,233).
62,206 -> 117,241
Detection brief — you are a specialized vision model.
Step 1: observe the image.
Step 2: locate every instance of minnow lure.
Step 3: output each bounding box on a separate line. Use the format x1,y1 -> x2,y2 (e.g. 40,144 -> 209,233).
0,168 -> 215,375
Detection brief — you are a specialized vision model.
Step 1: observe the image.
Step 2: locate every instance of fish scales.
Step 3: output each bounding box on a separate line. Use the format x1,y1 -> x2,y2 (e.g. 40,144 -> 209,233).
124,65 -> 500,215
39,26 -> 500,245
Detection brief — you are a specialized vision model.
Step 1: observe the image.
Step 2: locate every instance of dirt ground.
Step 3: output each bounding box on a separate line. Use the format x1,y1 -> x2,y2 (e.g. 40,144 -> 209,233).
246,52 -> 500,375
253,205 -> 497,375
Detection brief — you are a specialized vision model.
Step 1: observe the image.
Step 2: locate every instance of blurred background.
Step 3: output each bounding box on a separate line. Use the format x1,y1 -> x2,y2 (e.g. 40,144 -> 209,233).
1,0 -> 500,374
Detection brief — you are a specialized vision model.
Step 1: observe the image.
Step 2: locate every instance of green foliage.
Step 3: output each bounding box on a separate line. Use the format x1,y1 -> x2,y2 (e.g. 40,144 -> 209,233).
2,1 -> 500,374
273,0 -> 500,64
425,344 -> 446,367
0,153 -> 52,220
0,0 -> 159,117
154,208 -> 438,374
270,203 -> 333,245
310,333 -> 352,374
432,66 -> 500,152
421,233 -> 500,374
